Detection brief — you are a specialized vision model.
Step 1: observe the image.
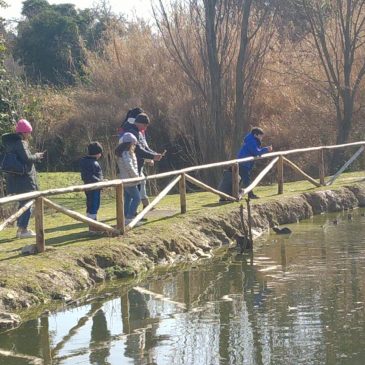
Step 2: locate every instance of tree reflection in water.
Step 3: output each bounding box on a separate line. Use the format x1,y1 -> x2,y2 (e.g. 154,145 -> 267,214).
0,210 -> 364,365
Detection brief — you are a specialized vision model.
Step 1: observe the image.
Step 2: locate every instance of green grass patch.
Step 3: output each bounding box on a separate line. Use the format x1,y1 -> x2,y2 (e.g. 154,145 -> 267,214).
0,171 -> 364,266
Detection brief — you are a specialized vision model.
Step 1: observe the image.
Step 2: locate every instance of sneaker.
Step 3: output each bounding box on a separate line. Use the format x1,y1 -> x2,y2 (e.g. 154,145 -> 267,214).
248,193 -> 259,199
17,229 -> 36,239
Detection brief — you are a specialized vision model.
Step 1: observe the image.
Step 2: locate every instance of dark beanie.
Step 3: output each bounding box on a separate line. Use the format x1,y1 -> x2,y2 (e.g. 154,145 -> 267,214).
128,107 -> 144,119
134,113 -> 150,125
88,141 -> 103,155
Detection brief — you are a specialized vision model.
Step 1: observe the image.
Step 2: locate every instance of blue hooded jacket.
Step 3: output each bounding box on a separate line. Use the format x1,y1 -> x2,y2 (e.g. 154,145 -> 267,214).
237,132 -> 269,170
80,156 -> 103,184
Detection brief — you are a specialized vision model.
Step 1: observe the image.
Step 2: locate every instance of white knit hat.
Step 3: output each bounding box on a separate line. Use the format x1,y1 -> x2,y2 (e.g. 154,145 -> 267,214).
119,132 -> 138,144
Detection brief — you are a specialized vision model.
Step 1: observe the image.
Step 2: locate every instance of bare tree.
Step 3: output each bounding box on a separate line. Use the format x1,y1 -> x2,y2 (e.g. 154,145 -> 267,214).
153,0 -> 274,171
234,1 -> 275,150
297,0 -> 365,167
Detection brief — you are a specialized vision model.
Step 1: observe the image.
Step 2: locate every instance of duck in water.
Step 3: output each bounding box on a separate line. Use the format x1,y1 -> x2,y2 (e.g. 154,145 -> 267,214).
272,226 -> 292,235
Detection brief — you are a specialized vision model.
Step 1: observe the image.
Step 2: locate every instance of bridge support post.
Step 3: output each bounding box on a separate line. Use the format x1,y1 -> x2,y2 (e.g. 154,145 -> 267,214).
232,163 -> 240,200
319,148 -> 325,185
179,173 -> 187,213
116,183 -> 125,234
277,156 -> 284,194
35,197 -> 45,253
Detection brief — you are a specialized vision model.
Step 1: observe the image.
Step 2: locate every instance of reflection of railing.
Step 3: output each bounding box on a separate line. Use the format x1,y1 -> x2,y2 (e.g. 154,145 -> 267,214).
0,141 -> 364,253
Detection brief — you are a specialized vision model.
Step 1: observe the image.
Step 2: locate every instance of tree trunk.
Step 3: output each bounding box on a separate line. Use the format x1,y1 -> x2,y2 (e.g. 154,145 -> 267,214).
204,0 -> 224,165
234,0 -> 252,149
331,89 -> 353,172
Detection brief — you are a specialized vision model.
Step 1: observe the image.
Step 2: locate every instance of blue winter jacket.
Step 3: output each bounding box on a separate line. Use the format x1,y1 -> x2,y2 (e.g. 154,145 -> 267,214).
237,133 -> 269,170
80,156 -> 103,184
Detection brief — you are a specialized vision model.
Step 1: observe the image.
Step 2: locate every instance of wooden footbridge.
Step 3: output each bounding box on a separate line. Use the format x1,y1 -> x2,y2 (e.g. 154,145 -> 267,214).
0,141 -> 364,253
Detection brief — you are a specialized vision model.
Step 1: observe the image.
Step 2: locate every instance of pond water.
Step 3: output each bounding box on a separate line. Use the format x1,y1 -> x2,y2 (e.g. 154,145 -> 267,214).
1,209 -> 365,365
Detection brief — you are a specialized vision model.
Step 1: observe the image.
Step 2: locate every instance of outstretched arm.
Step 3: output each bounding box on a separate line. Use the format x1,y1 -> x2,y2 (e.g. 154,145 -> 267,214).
16,140 -> 42,164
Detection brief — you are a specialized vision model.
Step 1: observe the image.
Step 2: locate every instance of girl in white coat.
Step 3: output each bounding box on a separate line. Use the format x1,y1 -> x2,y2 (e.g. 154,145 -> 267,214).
117,133 -> 141,223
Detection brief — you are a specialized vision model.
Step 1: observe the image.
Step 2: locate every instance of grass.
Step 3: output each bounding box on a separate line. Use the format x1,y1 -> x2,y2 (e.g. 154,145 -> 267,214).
0,170 -> 363,296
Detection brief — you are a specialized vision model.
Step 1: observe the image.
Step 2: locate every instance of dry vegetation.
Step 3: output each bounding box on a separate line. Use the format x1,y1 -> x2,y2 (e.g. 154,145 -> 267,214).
6,1 -> 365,185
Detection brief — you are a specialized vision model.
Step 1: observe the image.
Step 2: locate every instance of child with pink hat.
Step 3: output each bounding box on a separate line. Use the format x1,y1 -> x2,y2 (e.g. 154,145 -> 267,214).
1,119 -> 45,239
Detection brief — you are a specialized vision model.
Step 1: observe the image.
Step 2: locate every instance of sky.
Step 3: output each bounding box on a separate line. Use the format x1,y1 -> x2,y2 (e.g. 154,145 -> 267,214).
2,0 -> 153,22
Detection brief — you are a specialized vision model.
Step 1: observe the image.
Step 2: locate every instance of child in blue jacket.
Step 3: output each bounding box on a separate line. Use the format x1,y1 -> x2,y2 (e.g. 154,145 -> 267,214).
237,127 -> 272,199
80,142 -> 104,232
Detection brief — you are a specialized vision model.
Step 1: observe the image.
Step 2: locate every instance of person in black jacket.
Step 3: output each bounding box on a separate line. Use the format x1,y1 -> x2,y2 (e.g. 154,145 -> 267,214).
121,113 -> 163,174
79,142 -> 104,232
1,119 -> 45,239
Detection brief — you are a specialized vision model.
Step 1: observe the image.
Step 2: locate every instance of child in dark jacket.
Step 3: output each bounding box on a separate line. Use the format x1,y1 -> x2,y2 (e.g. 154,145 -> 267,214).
237,127 -> 272,199
80,142 -> 104,231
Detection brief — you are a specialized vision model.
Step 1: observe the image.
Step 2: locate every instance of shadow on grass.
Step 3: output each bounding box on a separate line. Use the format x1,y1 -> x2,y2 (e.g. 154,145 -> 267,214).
141,212 -> 181,226
202,201 -> 234,208
0,236 -> 17,244
45,231 -> 102,247
44,217 -> 115,233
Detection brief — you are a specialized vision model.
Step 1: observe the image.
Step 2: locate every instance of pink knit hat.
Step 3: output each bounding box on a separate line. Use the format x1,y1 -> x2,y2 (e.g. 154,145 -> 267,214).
16,119 -> 33,133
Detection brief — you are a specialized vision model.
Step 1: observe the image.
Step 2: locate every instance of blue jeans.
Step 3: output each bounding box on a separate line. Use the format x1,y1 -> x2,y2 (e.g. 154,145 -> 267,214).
124,186 -> 141,219
239,165 -> 257,197
239,165 -> 251,188
17,200 -> 32,229
85,190 -> 101,215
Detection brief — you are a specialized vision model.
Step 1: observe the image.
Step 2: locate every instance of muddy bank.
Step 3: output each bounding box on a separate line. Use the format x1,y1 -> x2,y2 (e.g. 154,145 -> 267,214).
0,183 -> 364,324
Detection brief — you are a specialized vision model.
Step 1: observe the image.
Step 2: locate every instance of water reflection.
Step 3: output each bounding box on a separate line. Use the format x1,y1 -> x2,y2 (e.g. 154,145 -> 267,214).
0,209 -> 364,365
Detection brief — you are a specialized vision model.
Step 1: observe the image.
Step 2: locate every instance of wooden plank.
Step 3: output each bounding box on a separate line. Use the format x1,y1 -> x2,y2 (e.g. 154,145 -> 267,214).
43,197 -> 119,235
319,148 -> 325,185
185,174 -> 236,201
127,175 -> 182,230
231,163 -> 240,200
179,173 -> 187,214
35,197 -> 45,253
283,157 -> 321,187
277,156 -> 284,194
0,140 -> 365,206
0,200 -> 34,232
115,183 -> 125,234
326,146 -> 365,186
243,158 -> 279,195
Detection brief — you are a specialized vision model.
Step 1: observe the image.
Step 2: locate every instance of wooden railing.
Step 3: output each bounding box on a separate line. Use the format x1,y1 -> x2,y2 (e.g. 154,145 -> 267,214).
0,141 -> 364,253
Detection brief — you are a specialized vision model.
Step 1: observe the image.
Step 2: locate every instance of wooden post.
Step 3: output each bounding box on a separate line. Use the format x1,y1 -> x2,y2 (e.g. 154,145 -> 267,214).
232,163 -> 240,200
246,198 -> 253,248
35,197 -> 45,253
179,173 -> 187,214
116,183 -> 125,234
319,148 -> 325,185
277,156 -> 284,195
